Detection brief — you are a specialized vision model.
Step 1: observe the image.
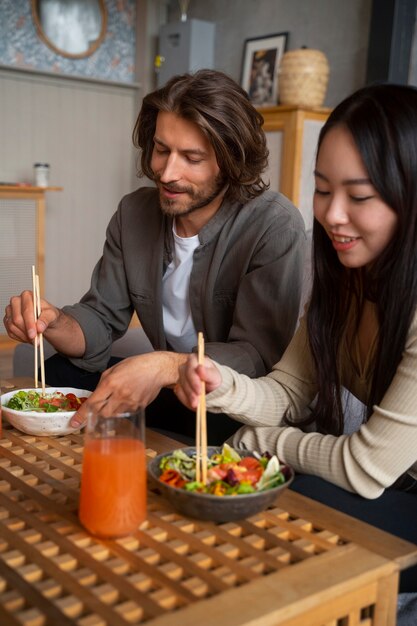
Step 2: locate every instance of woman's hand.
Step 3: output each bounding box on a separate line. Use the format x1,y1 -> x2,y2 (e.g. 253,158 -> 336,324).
175,354 -> 223,409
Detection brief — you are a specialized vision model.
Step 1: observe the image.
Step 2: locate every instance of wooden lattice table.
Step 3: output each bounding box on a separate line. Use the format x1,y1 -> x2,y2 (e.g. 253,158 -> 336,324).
0,424 -> 416,626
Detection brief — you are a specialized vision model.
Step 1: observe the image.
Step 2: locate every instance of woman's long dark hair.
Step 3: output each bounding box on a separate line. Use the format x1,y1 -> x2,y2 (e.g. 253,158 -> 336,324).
133,69 -> 269,203
302,84 -> 417,435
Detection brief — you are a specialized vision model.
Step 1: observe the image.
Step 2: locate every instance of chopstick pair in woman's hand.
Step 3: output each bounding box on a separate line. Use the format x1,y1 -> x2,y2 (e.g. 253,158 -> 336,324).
196,332 -> 207,484
31,265 -> 45,393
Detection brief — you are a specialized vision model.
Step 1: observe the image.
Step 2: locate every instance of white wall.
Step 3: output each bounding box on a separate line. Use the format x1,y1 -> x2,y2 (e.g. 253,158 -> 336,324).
0,67 -> 139,306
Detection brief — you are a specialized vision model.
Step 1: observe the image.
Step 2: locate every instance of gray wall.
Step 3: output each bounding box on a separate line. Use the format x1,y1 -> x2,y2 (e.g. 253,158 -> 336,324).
166,0 -> 373,107
410,13 -> 417,85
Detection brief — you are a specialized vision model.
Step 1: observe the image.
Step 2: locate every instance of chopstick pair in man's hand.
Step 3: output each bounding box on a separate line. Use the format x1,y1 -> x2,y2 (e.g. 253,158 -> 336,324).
31,265 -> 46,393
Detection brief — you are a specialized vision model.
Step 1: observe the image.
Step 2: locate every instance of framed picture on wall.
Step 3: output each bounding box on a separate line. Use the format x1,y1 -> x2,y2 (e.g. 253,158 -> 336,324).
241,32 -> 288,107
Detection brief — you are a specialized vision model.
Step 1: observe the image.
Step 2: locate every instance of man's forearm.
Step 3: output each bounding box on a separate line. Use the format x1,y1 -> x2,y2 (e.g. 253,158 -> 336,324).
158,351 -> 189,388
43,310 -> 86,357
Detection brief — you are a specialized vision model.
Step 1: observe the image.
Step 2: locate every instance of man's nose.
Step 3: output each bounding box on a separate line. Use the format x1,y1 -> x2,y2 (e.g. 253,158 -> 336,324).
159,154 -> 181,183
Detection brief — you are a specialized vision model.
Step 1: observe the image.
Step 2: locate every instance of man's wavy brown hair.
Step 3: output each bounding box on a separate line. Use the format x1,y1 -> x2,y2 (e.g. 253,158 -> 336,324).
132,69 -> 269,203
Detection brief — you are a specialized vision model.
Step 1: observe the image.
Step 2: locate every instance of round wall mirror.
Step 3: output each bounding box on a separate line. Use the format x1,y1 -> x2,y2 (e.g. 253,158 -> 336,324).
31,0 -> 107,59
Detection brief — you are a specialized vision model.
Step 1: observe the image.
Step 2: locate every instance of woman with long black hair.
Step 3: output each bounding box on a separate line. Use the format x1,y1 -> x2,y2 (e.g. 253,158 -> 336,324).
176,83 -> 417,592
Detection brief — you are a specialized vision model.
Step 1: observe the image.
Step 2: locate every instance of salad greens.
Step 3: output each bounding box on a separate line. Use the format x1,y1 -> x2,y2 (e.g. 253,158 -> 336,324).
5,390 -> 87,413
158,443 -> 288,496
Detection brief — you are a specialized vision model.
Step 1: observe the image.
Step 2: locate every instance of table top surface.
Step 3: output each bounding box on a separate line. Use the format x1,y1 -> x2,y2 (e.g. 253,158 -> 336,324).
1,377 -> 417,626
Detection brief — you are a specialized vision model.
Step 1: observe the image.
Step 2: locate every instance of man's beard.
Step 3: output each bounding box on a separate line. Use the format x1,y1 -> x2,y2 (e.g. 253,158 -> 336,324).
156,173 -> 226,217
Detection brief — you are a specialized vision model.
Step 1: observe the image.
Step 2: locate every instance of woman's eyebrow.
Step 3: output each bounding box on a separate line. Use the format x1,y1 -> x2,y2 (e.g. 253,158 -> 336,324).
314,170 -> 328,181
314,169 -> 371,185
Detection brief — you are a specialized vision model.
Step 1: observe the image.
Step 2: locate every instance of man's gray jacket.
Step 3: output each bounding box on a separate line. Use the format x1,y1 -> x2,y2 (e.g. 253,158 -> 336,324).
63,187 -> 306,377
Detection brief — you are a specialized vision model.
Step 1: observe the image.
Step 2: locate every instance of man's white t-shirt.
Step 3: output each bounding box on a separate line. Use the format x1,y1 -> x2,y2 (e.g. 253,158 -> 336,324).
162,222 -> 199,352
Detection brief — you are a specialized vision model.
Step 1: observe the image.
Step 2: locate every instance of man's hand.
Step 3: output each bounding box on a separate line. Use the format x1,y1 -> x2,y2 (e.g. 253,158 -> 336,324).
175,354 -> 222,410
4,291 -> 85,356
4,290 -> 61,343
70,351 -> 188,427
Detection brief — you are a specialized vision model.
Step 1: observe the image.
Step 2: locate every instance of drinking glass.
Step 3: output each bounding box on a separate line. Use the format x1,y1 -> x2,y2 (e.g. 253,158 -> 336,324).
79,402 -> 146,538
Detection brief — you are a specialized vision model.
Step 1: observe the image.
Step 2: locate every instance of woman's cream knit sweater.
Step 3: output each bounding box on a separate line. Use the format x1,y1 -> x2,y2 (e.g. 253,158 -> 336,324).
206,308 -> 417,498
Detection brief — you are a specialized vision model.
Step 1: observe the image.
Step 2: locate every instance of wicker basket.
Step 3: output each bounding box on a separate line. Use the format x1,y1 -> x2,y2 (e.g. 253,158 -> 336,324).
278,48 -> 329,107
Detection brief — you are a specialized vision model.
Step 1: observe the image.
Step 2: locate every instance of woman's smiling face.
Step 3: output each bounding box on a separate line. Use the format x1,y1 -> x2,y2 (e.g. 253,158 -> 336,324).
313,125 -> 398,269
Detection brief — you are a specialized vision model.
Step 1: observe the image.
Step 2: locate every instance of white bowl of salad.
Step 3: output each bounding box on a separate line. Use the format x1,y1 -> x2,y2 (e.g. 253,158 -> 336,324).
148,444 -> 294,522
1,387 -> 91,436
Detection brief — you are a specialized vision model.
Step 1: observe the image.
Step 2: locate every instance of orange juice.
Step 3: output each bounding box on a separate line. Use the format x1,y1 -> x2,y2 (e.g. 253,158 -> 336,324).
79,437 -> 146,538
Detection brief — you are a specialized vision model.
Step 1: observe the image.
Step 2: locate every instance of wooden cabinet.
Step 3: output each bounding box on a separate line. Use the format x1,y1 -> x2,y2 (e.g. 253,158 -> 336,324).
0,186 -> 61,347
260,105 -> 331,232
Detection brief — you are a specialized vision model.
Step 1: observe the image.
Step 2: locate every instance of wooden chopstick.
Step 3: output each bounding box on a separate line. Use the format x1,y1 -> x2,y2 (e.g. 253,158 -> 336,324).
196,400 -> 201,483
35,274 -> 46,394
31,266 -> 45,394
197,332 -> 208,484
31,266 -> 38,388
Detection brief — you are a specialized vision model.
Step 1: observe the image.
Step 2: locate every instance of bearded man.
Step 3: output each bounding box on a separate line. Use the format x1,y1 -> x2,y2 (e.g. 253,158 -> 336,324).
4,70 -> 306,444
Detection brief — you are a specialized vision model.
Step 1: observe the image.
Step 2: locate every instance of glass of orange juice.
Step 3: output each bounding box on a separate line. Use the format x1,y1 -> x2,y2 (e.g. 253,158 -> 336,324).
79,402 -> 146,538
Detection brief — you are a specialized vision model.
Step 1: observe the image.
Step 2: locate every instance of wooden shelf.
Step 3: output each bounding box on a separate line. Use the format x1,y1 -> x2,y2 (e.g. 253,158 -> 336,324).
259,104 -> 331,115
0,185 -> 63,192
259,105 -> 331,232
0,336 -> 18,350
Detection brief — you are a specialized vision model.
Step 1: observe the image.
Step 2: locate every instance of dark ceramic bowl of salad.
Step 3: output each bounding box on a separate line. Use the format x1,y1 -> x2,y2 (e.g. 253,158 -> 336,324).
148,445 -> 294,522
1,387 -> 91,436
